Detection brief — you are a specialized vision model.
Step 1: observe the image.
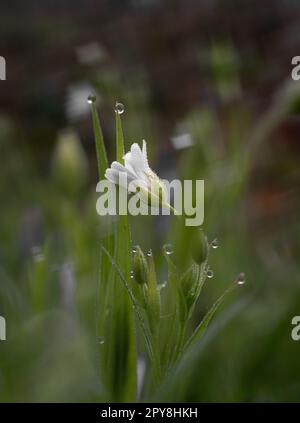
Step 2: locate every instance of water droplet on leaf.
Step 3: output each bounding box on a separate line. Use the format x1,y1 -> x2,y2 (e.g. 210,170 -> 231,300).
163,244 -> 173,255
206,268 -> 214,279
132,245 -> 137,254
98,337 -> 105,345
211,239 -> 219,249
115,102 -> 125,114
130,270 -> 135,279
147,249 -> 152,257
236,272 -> 246,285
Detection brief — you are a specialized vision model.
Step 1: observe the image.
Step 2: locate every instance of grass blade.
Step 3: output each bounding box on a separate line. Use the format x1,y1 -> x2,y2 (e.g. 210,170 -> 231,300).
90,99 -> 108,180
89,100 -> 115,397
184,284 -> 236,351
101,245 -> 154,362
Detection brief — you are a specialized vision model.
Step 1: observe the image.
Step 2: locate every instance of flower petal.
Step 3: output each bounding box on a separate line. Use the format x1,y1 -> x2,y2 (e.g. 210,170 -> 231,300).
128,178 -> 149,194
105,168 -> 119,184
105,159 -> 138,191
142,139 -> 148,164
111,161 -> 136,182
123,151 -> 136,175
125,143 -> 150,180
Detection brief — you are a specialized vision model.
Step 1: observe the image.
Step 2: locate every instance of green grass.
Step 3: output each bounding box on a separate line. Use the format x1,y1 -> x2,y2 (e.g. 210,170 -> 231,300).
0,72 -> 300,402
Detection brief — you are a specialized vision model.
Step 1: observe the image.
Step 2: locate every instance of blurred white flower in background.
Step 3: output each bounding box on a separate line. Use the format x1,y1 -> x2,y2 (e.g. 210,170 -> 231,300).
66,82 -> 99,120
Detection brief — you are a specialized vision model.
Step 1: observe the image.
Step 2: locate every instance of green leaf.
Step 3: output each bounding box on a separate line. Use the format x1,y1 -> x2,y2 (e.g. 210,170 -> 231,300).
116,112 -> 125,163
100,245 -> 154,363
184,284 -> 236,351
90,100 -> 108,180
89,101 -> 115,398
163,253 -> 189,368
112,110 -> 137,401
29,244 -> 49,313
186,261 -> 207,320
146,254 -> 161,335
164,254 -> 187,324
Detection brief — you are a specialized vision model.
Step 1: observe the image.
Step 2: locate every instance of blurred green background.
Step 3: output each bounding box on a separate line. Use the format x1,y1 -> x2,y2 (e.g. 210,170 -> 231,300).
1,0 -> 300,402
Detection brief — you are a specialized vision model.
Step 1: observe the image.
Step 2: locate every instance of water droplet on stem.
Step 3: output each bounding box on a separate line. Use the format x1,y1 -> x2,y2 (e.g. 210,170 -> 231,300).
236,272 -> 246,285
87,95 -> 96,104
206,267 -> 214,279
211,239 -> 219,249
163,244 -> 173,255
115,102 -> 125,114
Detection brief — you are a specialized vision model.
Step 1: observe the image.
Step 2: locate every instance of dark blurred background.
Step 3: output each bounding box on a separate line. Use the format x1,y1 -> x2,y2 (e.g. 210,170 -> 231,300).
1,1 -> 299,152
1,1 -> 300,207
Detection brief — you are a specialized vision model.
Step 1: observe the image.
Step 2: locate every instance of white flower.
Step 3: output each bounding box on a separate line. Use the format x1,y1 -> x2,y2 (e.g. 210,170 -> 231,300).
105,140 -> 168,208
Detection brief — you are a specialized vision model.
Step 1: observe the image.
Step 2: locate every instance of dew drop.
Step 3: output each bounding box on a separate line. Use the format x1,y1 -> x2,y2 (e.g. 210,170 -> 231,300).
163,243 -> 173,255
115,102 -> 125,114
132,245 -> 137,254
147,249 -> 152,257
87,95 -> 96,104
206,268 -> 214,279
211,239 -> 219,249
130,270 -> 135,279
236,272 -> 246,285
98,336 -> 105,345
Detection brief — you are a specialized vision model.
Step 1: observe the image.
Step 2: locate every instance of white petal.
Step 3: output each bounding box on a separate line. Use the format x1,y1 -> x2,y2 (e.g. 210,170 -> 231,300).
133,144 -> 146,167
142,139 -> 149,165
128,178 -> 149,194
105,169 -> 119,184
123,152 -> 136,175
128,143 -> 151,179
106,168 -> 130,190
111,161 -> 136,182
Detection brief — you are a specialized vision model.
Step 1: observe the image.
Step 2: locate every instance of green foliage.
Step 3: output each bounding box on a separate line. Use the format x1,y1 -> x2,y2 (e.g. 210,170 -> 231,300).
1,72 -> 300,403
91,101 -> 136,401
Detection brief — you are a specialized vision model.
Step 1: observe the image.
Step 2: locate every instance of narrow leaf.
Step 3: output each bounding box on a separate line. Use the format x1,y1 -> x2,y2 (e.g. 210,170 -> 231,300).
101,245 -> 154,361
90,99 -> 108,181
116,111 -> 125,162
113,110 -> 137,401
184,284 -> 236,351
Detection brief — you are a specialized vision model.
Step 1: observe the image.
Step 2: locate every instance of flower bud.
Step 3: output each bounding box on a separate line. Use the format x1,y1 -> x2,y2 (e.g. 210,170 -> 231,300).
52,129 -> 88,196
133,246 -> 148,285
191,228 -> 208,264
